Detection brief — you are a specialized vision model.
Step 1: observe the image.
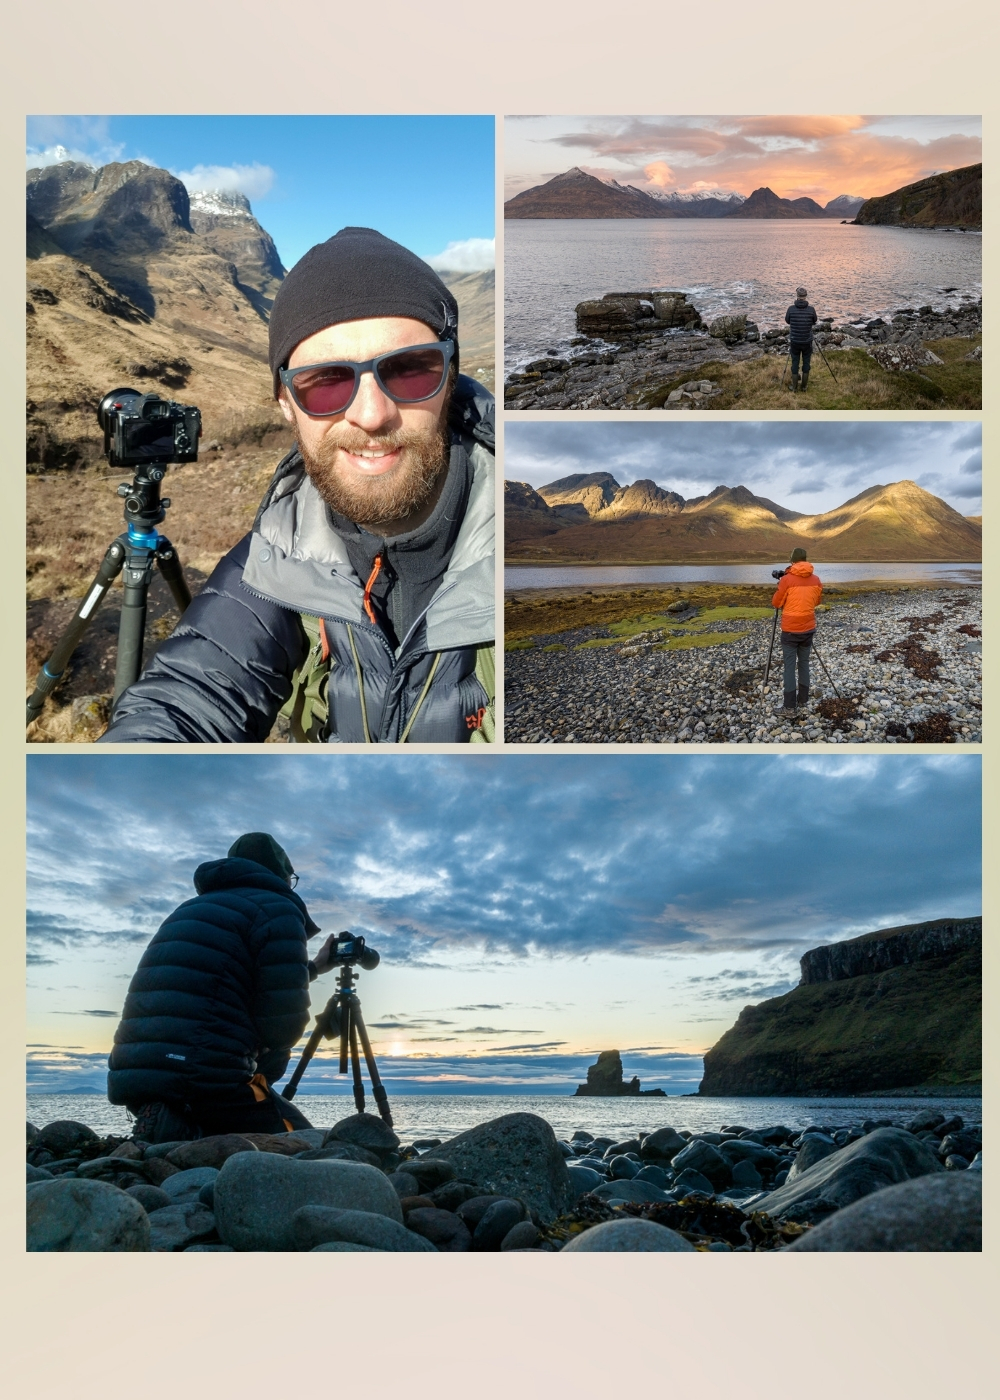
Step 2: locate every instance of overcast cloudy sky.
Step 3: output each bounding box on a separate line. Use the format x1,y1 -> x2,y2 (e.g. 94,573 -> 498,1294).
505,115 -> 982,204
27,754 -> 979,1098
505,421 -> 982,516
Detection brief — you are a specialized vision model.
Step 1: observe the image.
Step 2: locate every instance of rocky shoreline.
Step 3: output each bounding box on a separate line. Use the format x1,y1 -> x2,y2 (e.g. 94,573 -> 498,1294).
504,293 -> 982,410
505,588 -> 982,745
27,1105 -> 980,1252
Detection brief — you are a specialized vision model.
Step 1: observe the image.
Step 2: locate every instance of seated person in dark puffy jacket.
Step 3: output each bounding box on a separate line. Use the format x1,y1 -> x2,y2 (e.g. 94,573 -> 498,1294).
100,226 -> 495,745
107,832 -> 339,1141
785,286 -> 818,392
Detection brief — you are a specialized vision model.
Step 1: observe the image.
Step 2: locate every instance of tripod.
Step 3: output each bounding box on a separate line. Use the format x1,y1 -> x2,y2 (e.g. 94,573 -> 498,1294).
779,341 -> 839,388
281,958 -> 393,1126
26,460 -> 191,726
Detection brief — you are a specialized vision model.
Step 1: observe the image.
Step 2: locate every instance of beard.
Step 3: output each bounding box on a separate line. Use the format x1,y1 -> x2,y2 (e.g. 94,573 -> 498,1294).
297,415 -> 451,528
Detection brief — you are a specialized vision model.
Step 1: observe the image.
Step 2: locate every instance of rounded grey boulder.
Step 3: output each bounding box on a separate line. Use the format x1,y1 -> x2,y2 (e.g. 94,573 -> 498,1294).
566,1165 -> 604,1198
292,1205 -> 437,1252
159,1167 -> 219,1203
753,1128 -> 943,1225
640,1127 -> 687,1160
27,1178 -> 151,1251
562,1219 -> 696,1252
429,1113 -> 573,1223
35,1120 -> 99,1156
214,1151 -> 402,1251
786,1172 -> 981,1252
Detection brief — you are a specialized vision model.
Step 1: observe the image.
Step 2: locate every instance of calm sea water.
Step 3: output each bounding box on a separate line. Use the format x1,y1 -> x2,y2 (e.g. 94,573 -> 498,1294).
27,1092 -> 981,1141
505,563 -> 981,590
504,221 -> 983,373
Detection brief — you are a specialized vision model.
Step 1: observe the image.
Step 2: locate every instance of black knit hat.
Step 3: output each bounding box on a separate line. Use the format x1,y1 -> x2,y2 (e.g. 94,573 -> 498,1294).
268,226 -> 459,395
790,548 -> 808,562
227,832 -> 295,881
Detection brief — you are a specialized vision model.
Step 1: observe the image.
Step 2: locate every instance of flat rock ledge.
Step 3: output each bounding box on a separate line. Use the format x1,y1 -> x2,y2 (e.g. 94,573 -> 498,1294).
26,1106 -> 980,1252
504,295 -> 981,410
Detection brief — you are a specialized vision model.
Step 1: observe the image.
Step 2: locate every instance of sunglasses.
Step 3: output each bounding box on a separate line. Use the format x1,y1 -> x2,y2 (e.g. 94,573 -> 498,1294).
279,340 -> 454,417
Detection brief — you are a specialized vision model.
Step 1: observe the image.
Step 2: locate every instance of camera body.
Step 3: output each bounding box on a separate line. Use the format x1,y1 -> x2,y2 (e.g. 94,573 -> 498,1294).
97,388 -> 201,469
772,568 -> 788,580
333,932 -> 380,971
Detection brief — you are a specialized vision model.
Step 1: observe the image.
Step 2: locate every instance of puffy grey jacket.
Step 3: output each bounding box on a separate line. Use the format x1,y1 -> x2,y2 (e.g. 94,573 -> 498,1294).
785,299 -> 818,344
100,377 -> 494,744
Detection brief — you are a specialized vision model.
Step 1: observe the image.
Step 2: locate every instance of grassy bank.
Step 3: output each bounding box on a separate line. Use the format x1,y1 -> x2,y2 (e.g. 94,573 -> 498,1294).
625,336 -> 981,410
503,581 -> 956,648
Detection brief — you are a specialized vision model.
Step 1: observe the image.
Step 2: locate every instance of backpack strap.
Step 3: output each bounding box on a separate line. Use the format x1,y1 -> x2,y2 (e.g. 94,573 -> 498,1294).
468,643 -> 496,744
279,614 -> 332,743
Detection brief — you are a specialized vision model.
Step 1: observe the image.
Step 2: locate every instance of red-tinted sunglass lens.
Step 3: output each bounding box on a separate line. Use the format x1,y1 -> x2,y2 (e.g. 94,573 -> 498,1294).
378,349 -> 446,401
291,365 -> 357,415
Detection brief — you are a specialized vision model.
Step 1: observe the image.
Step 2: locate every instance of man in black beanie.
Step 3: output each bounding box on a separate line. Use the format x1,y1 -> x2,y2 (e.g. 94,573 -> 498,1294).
108,833 -> 339,1141
101,227 -> 495,745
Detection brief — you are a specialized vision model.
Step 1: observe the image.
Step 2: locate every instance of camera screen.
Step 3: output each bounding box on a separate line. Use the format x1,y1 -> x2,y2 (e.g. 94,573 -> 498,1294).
129,420 -> 178,458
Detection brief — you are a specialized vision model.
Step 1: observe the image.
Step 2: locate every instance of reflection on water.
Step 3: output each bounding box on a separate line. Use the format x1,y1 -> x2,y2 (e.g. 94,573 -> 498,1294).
504,220 -> 982,371
505,563 -> 982,590
27,1092 -> 981,1140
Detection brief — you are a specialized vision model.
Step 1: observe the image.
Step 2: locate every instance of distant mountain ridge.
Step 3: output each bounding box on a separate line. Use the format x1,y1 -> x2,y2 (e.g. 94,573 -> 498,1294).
505,473 -> 981,563
505,167 -> 866,219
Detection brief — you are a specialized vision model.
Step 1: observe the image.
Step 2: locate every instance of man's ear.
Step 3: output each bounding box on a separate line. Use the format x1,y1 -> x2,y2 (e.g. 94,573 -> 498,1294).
277,389 -> 296,426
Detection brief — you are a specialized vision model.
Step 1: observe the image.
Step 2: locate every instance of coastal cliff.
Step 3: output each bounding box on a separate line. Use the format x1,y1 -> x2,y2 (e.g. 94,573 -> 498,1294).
699,918 -> 981,1096
853,164 -> 981,230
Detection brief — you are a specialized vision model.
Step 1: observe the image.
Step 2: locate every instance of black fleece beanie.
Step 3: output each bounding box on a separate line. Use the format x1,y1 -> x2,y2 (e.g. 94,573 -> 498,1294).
268,226 -> 460,395
227,832 -> 295,881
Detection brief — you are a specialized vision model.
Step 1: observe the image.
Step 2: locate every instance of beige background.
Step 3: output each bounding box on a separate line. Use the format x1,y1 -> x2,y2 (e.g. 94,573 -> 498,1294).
5,1 -> 991,1393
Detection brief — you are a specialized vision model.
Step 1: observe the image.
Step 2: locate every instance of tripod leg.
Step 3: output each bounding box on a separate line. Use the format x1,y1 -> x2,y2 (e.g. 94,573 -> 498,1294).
353,1003 -> 394,1127
155,537 -> 192,614
349,1021 -> 366,1114
27,539 -> 128,726
114,546 -> 156,699
339,996 -> 351,1075
811,640 -> 841,698
760,609 -> 780,706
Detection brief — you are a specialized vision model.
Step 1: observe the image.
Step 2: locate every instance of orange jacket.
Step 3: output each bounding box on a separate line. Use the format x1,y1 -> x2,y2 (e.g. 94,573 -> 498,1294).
772,560 -> 822,632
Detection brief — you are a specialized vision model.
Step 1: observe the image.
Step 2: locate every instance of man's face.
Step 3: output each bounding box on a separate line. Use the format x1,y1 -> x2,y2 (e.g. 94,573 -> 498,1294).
278,316 -> 452,530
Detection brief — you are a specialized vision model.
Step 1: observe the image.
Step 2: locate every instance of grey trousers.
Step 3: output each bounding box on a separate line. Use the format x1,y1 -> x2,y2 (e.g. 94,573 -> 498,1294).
781,629 -> 814,695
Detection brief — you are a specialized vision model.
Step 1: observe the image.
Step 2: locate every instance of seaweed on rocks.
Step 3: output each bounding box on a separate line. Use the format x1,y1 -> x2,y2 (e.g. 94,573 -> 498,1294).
908,711 -> 957,744
538,1192 -> 810,1251
815,695 -> 863,730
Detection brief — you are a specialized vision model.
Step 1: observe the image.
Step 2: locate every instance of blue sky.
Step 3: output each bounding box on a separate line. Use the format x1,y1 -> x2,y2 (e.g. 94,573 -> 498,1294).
27,754 -> 980,1097
506,421 -> 983,516
26,115 -> 495,272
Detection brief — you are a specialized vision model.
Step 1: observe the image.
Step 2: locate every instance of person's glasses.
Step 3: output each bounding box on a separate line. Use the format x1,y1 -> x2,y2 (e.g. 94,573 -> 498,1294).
288,872 -> 300,888
279,341 -> 454,418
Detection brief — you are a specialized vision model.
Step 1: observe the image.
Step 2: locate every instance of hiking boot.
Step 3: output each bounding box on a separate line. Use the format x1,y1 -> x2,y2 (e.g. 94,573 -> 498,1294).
781,690 -> 797,712
800,371 -> 810,390
797,685 -> 810,706
790,373 -> 799,392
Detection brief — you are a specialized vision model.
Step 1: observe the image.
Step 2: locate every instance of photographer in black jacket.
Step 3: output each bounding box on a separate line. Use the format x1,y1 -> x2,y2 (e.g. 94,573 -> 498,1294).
785,286 -> 818,392
107,833 -> 337,1142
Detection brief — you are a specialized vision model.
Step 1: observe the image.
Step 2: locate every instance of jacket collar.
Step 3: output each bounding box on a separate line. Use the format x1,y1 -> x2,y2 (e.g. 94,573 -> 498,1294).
193,857 -> 321,933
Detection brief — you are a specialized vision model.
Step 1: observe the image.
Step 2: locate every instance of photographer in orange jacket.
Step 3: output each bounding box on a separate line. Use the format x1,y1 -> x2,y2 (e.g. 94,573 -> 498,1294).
771,548 -> 823,712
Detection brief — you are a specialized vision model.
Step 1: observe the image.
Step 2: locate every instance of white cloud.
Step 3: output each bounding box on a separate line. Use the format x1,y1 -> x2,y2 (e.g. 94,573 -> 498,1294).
27,143 -> 119,171
174,162 -> 275,201
425,237 -> 495,273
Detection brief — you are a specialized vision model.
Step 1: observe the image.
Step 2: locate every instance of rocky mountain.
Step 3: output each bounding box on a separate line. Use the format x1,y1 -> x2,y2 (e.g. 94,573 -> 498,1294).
727,186 -> 827,219
645,189 -> 747,218
187,189 -> 285,316
440,268 -> 495,389
505,475 -> 982,563
505,167 -> 679,219
506,169 -> 867,220
853,163 -> 982,229
699,917 -> 981,1095
824,193 -> 865,217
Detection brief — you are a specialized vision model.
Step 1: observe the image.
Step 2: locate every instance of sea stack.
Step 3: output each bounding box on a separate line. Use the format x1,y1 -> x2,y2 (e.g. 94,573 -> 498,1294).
574,1050 -> 641,1096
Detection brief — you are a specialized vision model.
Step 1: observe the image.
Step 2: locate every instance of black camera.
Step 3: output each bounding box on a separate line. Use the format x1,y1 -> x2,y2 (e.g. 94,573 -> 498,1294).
97,388 -> 201,469
333,932 -> 380,971
771,568 -> 788,580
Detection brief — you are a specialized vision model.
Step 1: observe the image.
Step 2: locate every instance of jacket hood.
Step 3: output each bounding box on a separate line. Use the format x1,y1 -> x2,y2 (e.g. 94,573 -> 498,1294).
193,857 -> 321,933
242,375 -> 494,654
789,560 -> 815,576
